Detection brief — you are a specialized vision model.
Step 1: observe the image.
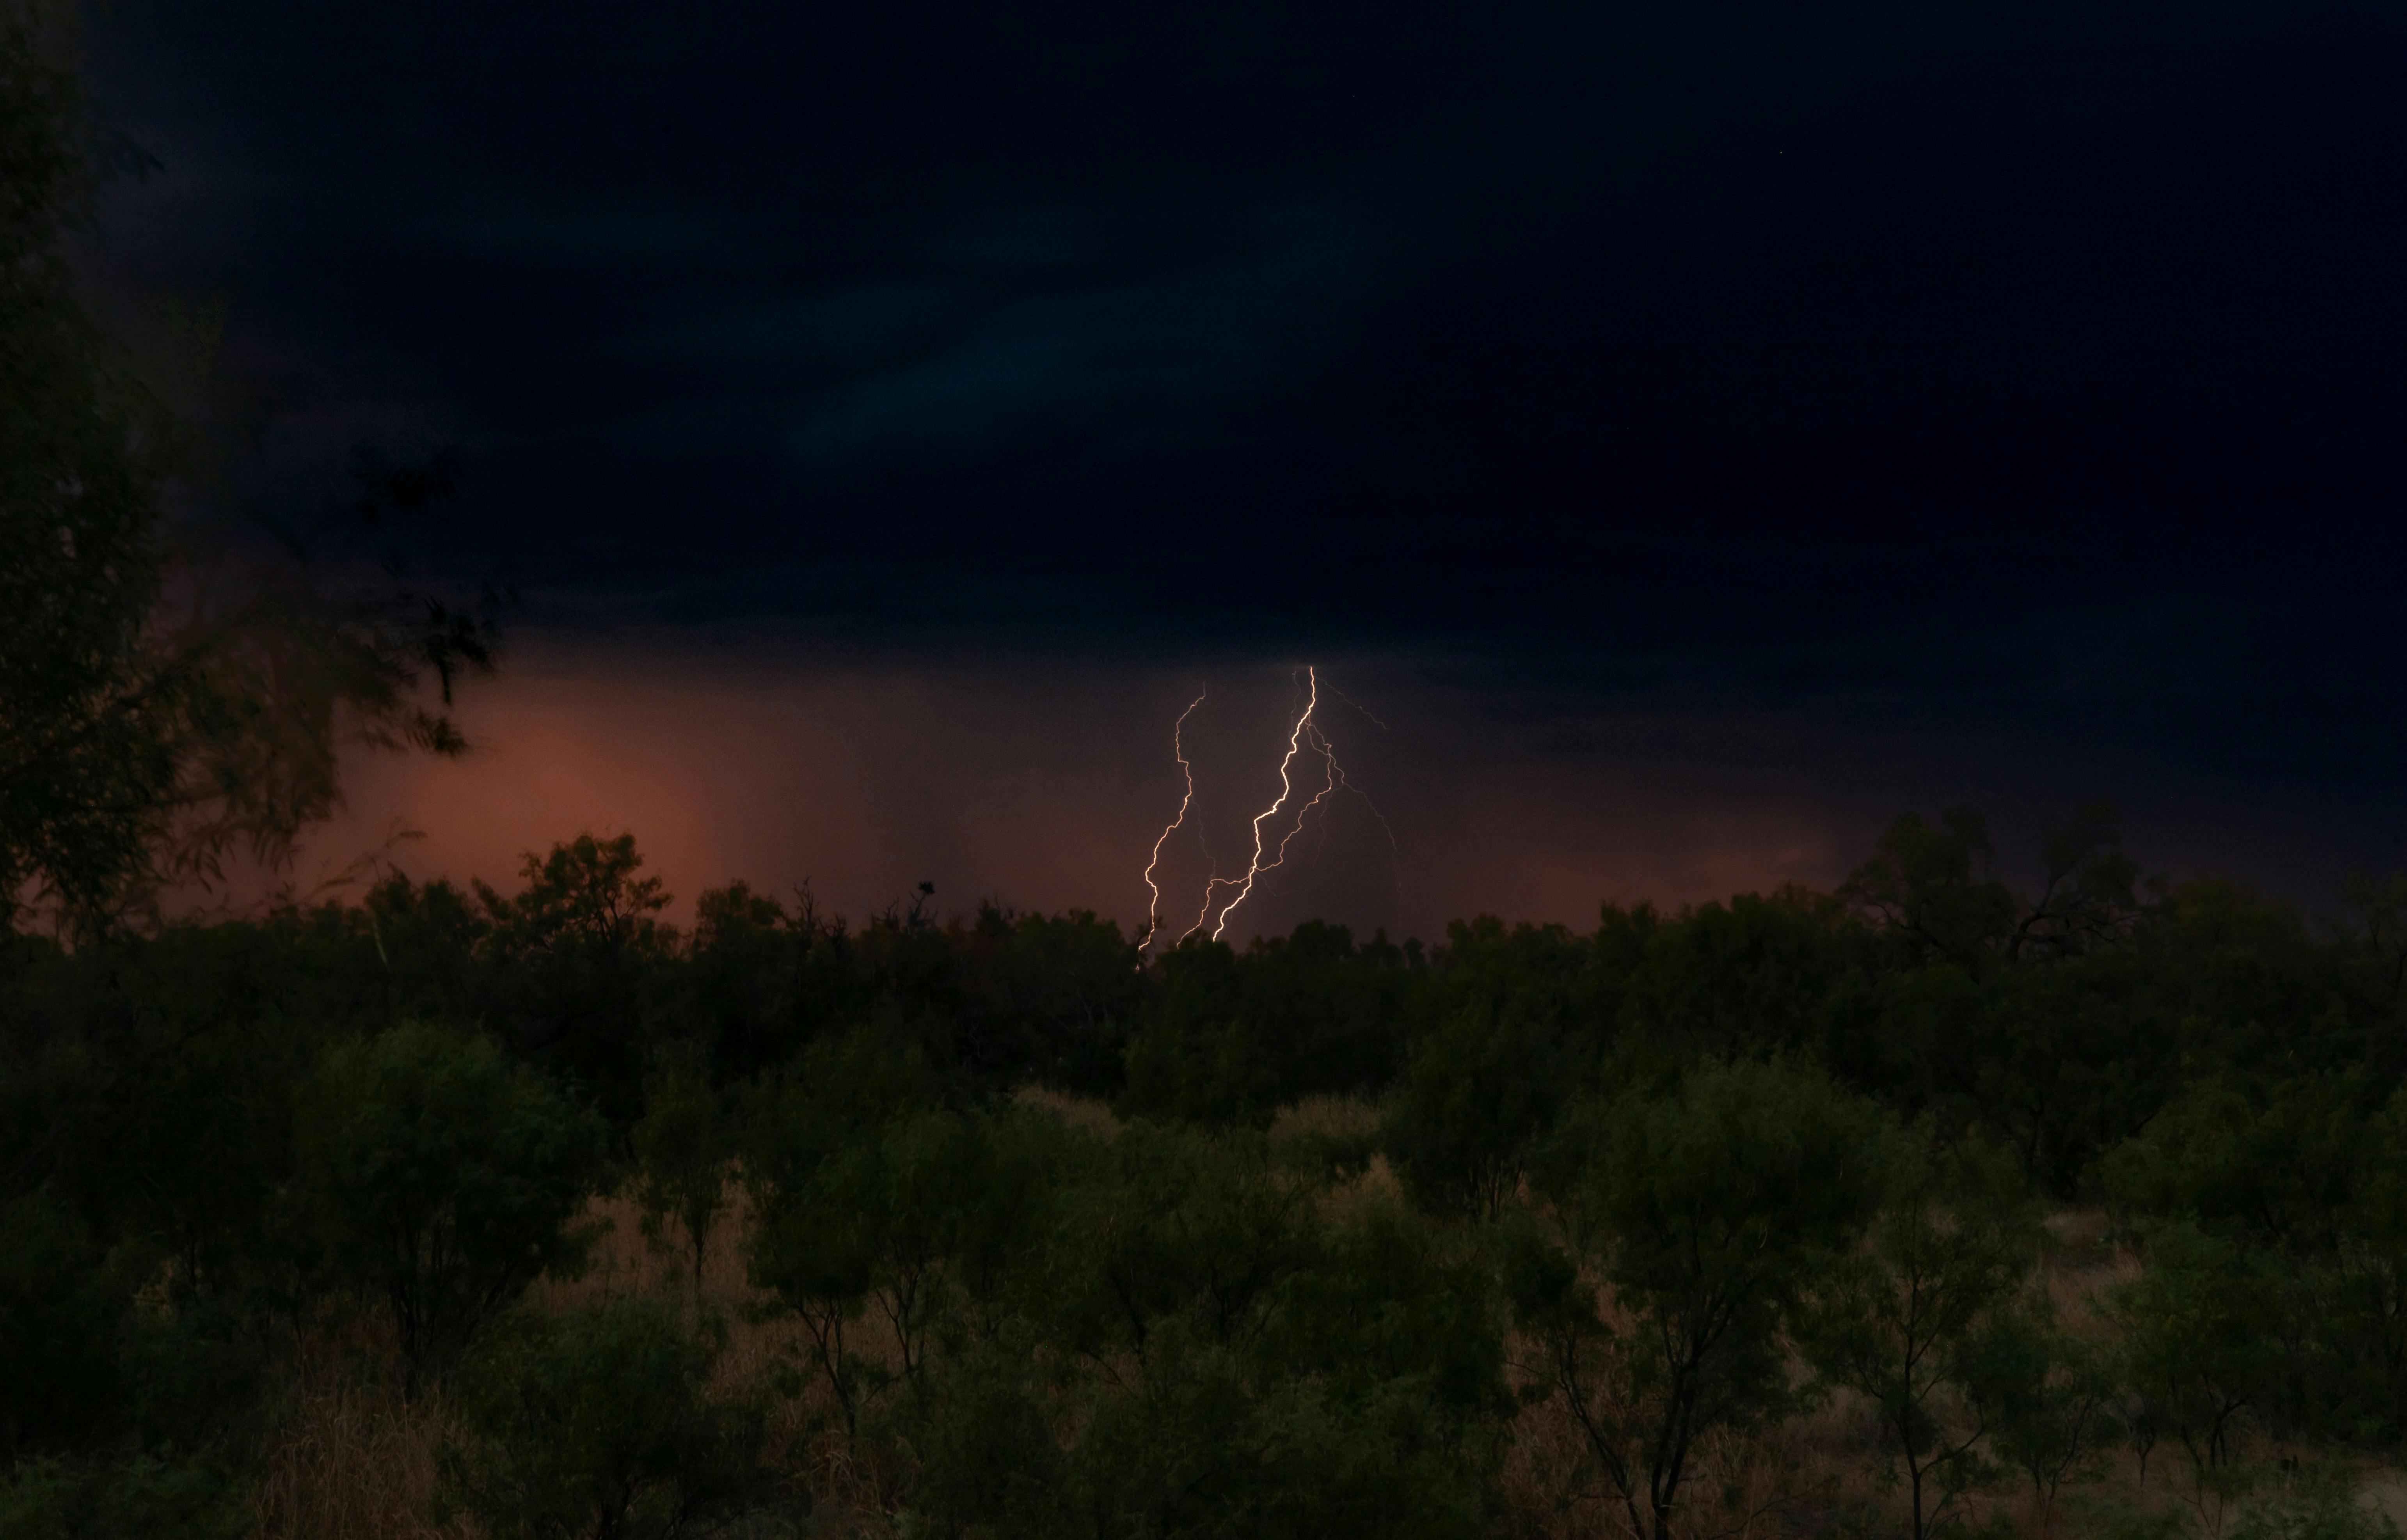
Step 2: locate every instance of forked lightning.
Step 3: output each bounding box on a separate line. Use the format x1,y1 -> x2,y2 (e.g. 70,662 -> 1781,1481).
1140,667 -> 1397,954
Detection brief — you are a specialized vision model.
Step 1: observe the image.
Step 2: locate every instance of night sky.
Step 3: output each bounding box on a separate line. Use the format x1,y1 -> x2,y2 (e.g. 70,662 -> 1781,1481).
85,0 -> 2407,937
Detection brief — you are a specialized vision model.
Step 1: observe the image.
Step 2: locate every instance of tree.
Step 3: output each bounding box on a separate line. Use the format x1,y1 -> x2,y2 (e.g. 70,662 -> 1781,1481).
0,1450 -> 248,1540
0,0 -> 185,929
2096,1073 -> 2388,1438
1840,805 -> 2141,977
1510,1059 -> 1886,1540
478,834 -> 671,968
293,1022 -> 608,1391
0,9 -> 504,935
2106,1222 -> 2283,1522
2346,1086 -> 2407,1440
477,833 -> 674,1128
1617,887 -> 1863,1065
1981,1302 -> 2118,1536
1886,950 -> 2175,1197
1382,1001 -> 1565,1221
739,1025 -> 941,1444
630,1058 -> 728,1291
679,880 -> 798,1084
1804,1135 -> 2035,1540
1839,810 -> 2018,971
890,1138 -> 1506,1540
0,1189 -> 121,1459
1047,1120 -> 1319,1368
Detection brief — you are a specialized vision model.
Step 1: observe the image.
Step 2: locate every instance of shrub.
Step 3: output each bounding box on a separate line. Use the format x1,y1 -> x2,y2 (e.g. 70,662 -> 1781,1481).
0,1453 -> 247,1540
0,1194 -> 120,1458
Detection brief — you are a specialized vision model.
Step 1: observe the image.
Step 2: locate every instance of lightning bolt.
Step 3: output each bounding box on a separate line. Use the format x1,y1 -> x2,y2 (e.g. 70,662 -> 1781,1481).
1147,665 -> 1401,953
1139,689 -> 1207,953
1311,720 -> 1404,912
1323,681 -> 1389,731
1183,827 -> 1224,946
1268,725 -> 1339,873
1208,666 -> 1321,941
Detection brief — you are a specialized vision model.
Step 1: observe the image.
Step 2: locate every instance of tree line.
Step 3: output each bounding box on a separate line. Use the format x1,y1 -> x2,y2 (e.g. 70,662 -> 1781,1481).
7,812 -> 2407,1536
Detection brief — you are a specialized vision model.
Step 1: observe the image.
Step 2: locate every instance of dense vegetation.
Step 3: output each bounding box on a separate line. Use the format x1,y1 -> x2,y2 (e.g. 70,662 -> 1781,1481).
9,814 -> 2407,1538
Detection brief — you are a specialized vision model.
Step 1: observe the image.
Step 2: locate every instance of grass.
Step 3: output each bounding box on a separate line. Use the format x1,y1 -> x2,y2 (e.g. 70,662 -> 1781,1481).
250,1329 -> 467,1540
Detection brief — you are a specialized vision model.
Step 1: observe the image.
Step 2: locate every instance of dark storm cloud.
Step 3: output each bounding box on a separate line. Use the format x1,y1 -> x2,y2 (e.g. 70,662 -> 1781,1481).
79,0 -> 2407,908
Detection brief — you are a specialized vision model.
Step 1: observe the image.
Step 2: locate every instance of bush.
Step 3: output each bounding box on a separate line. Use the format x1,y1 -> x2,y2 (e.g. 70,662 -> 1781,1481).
0,1453 -> 247,1540
2230,1464 -> 2404,1540
0,1194 -> 121,1458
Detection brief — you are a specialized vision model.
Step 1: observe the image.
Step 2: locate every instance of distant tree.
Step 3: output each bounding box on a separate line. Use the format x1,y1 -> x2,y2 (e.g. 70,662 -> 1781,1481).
1878,948 -> 2176,1195
960,903 -> 1147,1094
1420,914 -> 1598,1047
681,881 -> 796,1083
478,834 -> 670,966
478,834 -> 673,1126
1122,923 -> 1414,1126
1618,886 -> 1862,1065
1840,810 -> 2019,971
2009,803 -> 2143,962
1841,805 -> 2142,976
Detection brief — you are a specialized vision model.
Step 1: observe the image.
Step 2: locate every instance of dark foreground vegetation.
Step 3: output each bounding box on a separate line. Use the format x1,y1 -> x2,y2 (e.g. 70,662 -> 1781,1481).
12,813 -> 2407,1539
